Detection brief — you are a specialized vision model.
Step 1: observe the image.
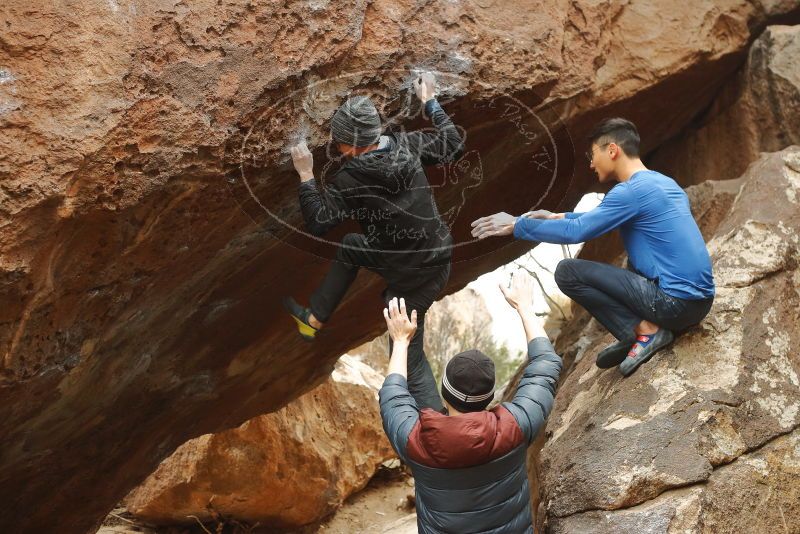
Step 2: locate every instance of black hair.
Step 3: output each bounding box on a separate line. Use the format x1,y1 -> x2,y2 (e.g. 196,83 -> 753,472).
588,118 -> 640,157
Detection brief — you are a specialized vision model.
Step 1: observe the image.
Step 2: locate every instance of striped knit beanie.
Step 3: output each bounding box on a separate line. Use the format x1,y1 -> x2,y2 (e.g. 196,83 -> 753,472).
331,95 -> 382,147
441,349 -> 496,413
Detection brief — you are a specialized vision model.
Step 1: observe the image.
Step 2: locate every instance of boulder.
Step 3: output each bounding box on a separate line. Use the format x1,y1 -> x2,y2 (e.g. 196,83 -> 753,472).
650,24 -> 800,185
123,356 -> 394,529
1,1 -> 799,531
550,429 -> 800,534
535,147 -> 800,533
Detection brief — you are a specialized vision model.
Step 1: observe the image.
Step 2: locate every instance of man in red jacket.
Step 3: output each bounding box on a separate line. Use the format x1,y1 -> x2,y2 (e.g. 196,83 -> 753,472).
380,272 -> 563,533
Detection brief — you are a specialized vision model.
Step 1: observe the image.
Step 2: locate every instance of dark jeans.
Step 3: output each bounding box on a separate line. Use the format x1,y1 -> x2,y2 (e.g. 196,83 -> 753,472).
554,258 -> 714,343
310,233 -> 450,411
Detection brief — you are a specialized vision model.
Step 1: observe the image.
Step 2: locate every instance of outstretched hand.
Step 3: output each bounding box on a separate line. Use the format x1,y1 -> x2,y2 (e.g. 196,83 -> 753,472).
499,270 -> 535,312
470,212 -> 517,239
413,72 -> 436,104
290,141 -> 314,182
383,297 -> 418,344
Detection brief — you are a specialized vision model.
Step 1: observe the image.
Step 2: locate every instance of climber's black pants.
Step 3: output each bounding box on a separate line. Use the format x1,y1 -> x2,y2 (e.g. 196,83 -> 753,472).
554,258 -> 714,342
310,233 -> 450,412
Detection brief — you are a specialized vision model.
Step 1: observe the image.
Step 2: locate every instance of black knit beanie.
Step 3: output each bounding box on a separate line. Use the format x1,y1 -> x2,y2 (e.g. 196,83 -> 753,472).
441,349 -> 496,413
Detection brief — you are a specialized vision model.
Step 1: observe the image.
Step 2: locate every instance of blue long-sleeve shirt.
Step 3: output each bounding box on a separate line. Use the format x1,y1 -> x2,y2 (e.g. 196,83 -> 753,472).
513,170 -> 715,300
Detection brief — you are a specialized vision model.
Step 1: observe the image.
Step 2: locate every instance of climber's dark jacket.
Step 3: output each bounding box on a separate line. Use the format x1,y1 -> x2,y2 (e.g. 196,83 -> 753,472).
298,98 -> 464,268
379,337 -> 563,533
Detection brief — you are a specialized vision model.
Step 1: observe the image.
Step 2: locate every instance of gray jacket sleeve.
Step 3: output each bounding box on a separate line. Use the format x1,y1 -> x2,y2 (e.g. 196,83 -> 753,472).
379,373 -> 420,462
503,337 -> 563,444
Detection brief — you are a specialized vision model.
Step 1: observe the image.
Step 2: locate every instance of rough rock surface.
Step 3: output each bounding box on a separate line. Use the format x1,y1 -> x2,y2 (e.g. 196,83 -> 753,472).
650,24 -> 800,186
123,356 -> 394,528
535,147 -> 800,533
1,2 -> 799,532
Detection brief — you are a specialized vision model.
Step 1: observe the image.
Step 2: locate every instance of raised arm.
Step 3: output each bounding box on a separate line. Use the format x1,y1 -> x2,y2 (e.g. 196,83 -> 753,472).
297,178 -> 351,236
506,335 -> 562,444
499,271 -> 563,444
290,141 -> 352,236
379,297 -> 421,461
471,183 -> 636,243
404,73 -> 465,165
511,183 -> 637,244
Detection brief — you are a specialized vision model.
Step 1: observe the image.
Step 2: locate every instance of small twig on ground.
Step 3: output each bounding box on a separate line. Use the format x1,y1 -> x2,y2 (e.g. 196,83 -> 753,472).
526,252 -> 554,275
778,504 -> 789,534
188,515 -> 214,534
108,512 -> 135,525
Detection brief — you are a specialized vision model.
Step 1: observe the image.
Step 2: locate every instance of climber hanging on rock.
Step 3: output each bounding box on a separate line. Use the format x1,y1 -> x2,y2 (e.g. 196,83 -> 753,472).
470,118 -> 715,376
283,71 -> 464,412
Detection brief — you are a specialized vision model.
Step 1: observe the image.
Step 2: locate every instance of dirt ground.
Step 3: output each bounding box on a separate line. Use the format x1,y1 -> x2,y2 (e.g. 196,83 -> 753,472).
297,465 -> 416,534
98,465 -> 417,534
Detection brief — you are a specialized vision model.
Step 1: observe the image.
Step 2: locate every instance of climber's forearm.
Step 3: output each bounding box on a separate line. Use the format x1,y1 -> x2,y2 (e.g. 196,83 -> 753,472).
387,340 -> 410,379
517,305 -> 547,344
